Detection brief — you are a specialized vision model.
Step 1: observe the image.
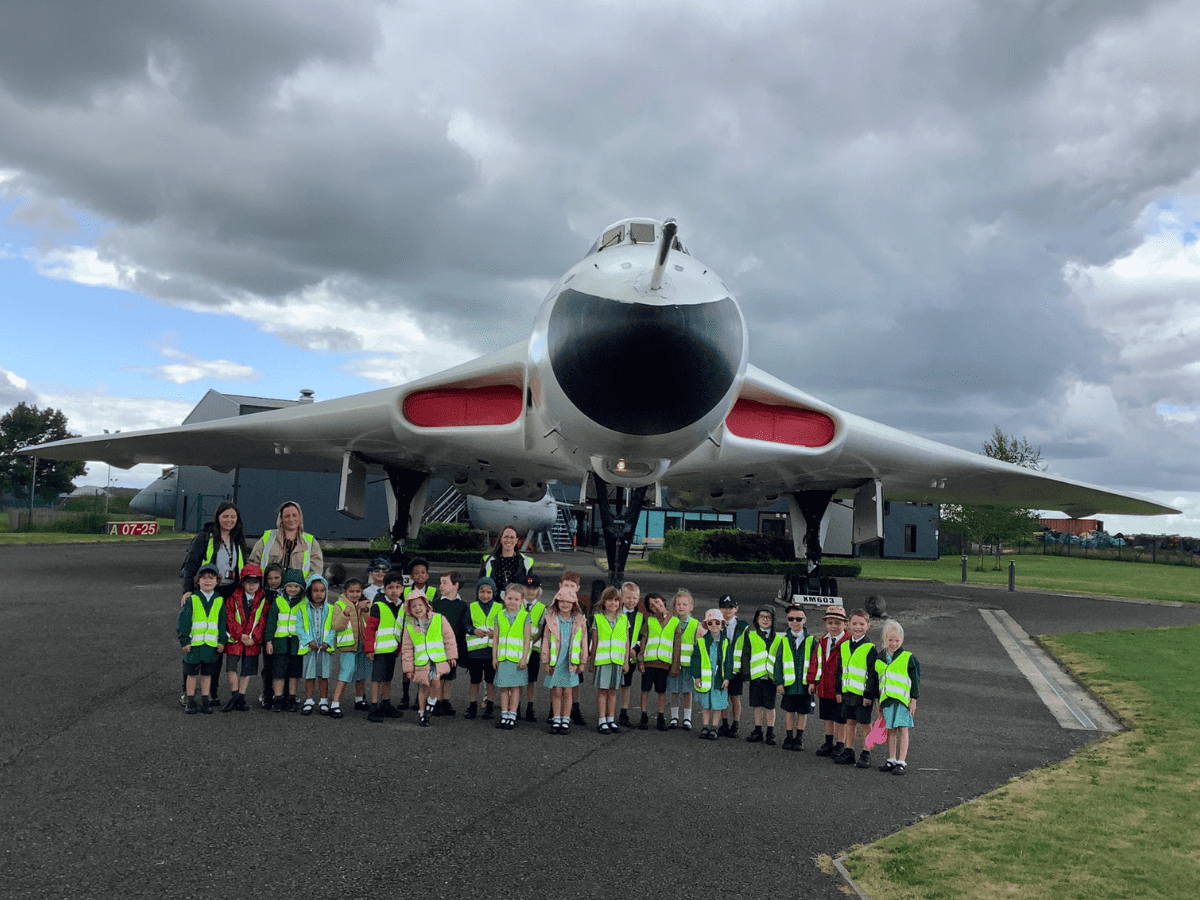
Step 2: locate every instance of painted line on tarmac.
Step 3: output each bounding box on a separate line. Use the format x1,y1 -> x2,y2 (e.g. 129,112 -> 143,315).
979,609 -> 1119,732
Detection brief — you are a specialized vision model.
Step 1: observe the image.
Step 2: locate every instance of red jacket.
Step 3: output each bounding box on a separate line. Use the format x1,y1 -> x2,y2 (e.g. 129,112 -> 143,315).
225,587 -> 268,656
808,632 -> 847,700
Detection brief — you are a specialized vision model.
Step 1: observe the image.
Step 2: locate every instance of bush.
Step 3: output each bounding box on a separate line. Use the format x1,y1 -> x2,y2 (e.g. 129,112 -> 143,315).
699,530 -> 794,561
663,528 -> 737,558
410,522 -> 489,552
646,549 -> 860,577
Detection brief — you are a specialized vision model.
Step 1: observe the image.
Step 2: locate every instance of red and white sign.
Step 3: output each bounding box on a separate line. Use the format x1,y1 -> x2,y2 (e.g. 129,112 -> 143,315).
106,521 -> 160,536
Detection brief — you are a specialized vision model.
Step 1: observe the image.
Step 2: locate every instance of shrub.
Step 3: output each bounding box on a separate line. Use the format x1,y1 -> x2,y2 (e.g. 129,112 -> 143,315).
411,522 -> 489,552
699,530 -> 794,561
663,528 -> 737,558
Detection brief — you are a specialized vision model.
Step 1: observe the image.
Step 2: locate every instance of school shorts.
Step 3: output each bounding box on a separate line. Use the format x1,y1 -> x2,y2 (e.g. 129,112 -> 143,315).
747,678 -> 777,710
225,654 -> 259,677
780,692 -> 812,715
841,695 -> 874,725
465,657 -> 496,685
182,658 -> 221,677
372,653 -> 398,683
526,651 -> 541,684
727,674 -> 744,697
818,696 -> 847,724
621,664 -> 636,688
641,666 -> 669,694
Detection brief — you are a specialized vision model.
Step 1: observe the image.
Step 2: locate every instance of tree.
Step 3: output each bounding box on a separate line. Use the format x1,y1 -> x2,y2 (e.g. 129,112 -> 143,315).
941,426 -> 1042,569
0,403 -> 87,504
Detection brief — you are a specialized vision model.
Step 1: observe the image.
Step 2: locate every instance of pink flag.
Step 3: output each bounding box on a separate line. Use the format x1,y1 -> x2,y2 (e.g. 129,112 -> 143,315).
864,715 -> 888,749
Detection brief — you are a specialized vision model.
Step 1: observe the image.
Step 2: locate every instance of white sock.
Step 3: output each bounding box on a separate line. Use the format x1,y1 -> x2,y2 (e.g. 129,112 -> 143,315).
303,698 -> 314,707
355,695 -> 364,703
331,701 -> 340,709
683,709 -> 692,723
671,706 -> 679,720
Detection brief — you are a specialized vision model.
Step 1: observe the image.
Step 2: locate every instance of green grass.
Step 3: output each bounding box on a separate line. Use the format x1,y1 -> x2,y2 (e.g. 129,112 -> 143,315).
842,625 -> 1200,900
0,518 -> 183,544
853,554 -> 1200,603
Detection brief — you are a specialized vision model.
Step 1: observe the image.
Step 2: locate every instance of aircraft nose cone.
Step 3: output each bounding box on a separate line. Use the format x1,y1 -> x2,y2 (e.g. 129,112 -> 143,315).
548,290 -> 743,436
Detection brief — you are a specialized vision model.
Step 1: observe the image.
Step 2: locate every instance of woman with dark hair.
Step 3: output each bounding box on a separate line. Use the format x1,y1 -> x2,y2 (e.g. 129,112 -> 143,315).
180,501 -> 248,605
178,500 -> 247,707
479,525 -> 534,589
248,500 -> 324,579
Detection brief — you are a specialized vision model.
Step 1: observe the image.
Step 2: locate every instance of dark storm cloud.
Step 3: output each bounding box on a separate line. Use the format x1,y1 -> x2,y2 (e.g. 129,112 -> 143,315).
1,0 -> 1199,502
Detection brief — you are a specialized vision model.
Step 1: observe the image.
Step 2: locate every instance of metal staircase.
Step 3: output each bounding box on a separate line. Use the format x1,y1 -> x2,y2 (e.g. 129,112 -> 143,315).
422,485 -> 468,524
550,502 -> 574,551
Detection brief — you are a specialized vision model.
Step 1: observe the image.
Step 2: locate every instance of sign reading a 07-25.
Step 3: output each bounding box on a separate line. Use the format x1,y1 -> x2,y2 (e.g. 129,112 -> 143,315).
106,521 -> 160,536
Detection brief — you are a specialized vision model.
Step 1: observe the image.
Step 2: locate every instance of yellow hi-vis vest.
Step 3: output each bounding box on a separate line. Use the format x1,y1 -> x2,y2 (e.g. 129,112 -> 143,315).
676,617 -> 700,666
627,611 -> 644,651
295,602 -> 329,656
784,632 -> 819,692
465,601 -> 499,652
524,601 -> 547,651
202,537 -> 244,578
876,651 -> 913,704
373,601 -> 404,654
494,609 -> 529,663
272,593 -> 300,639
331,600 -> 357,650
692,635 -> 726,693
190,594 -> 224,647
260,529 -> 315,575
643,616 -> 678,664
745,630 -> 796,685
544,618 -> 584,669
840,639 -> 873,695
592,614 -> 629,666
229,592 -> 264,635
406,614 -> 449,666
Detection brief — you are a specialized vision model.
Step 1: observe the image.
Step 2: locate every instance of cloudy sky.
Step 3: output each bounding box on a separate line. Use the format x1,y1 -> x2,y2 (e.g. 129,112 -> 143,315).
2,0 -> 1199,535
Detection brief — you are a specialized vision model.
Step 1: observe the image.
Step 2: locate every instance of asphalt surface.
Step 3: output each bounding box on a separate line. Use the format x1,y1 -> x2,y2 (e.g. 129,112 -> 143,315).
3,542 -> 1199,899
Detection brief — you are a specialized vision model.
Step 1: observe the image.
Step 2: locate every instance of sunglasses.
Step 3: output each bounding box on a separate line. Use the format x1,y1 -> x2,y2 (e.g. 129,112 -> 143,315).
786,616 -> 805,622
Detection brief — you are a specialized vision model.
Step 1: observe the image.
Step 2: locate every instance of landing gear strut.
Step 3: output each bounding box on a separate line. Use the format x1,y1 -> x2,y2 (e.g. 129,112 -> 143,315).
593,475 -> 649,588
385,467 -> 431,567
792,489 -> 834,572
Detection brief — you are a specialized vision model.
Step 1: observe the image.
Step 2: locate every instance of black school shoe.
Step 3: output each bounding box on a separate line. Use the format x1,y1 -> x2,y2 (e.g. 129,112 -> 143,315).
441,700 -> 457,717
638,712 -> 649,730
728,722 -> 740,739
656,713 -> 667,732
834,747 -> 857,765
481,701 -> 495,720
879,760 -> 896,773
856,750 -> 871,769
367,704 -> 384,723
746,726 -> 764,743
221,695 -> 239,713
185,698 -> 198,715
618,709 -> 631,727
464,701 -> 478,719
199,697 -> 213,715
525,703 -> 536,723
571,703 -> 587,727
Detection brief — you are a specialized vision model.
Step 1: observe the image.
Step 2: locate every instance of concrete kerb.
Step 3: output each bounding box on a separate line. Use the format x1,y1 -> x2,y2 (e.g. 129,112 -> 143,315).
831,855 -> 872,900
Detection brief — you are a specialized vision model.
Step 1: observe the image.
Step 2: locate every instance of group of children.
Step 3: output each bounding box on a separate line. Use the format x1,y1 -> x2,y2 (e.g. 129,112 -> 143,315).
177,559 -> 919,772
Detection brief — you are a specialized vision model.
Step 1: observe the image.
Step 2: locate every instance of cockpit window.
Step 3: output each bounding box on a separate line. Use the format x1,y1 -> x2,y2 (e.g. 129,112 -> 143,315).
600,226 -> 624,250
629,222 -> 655,244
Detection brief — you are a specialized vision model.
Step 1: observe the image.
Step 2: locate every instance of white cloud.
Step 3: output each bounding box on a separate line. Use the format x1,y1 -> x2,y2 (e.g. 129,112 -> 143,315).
124,347 -> 260,385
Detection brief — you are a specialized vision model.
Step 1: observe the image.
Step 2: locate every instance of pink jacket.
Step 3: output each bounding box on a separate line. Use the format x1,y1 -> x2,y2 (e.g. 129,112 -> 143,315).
400,615 -> 459,677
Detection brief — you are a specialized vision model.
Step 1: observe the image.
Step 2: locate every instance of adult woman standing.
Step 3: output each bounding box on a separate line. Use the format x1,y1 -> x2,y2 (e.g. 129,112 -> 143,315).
180,501 -> 248,605
179,500 -> 247,706
249,501 -> 324,579
479,525 -> 534,589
